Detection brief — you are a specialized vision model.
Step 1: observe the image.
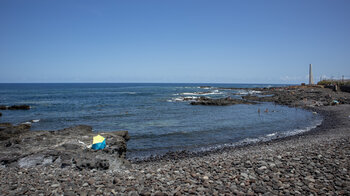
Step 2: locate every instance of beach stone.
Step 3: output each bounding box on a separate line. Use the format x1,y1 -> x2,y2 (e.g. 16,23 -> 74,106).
129,191 -> 139,196
229,184 -> 238,191
253,185 -> 267,193
269,162 -> 276,167
51,184 -> 60,188
304,176 -> 316,183
258,166 -> 267,170
241,173 -> 249,179
257,160 -> 267,166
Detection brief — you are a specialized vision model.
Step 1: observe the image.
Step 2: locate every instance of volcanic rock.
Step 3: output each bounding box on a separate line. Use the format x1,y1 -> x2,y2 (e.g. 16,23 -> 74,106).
0,105 -> 30,110
0,124 -> 130,171
190,97 -> 256,106
242,86 -> 350,107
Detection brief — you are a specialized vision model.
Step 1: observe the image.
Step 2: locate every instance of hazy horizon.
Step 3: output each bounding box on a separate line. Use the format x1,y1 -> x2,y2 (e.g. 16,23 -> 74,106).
1,0 -> 349,84
0,82 -> 297,85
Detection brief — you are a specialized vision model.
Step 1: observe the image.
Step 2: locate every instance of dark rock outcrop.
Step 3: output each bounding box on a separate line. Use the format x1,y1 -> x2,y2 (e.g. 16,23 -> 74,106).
190,97 -> 256,106
8,105 -> 30,110
0,123 -> 31,140
340,85 -> 350,93
242,86 -> 350,107
0,124 -> 130,171
0,105 -> 30,110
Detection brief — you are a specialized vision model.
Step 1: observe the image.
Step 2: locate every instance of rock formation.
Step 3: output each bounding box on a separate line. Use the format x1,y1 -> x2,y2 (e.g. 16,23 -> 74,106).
0,124 -> 130,171
0,105 -> 30,110
190,97 -> 256,106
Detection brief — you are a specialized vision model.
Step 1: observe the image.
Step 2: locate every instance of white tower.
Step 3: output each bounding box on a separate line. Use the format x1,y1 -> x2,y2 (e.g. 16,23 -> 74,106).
309,64 -> 314,85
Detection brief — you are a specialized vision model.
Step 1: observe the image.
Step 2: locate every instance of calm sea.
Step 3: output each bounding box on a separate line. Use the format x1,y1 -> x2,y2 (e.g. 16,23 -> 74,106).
0,83 -> 322,158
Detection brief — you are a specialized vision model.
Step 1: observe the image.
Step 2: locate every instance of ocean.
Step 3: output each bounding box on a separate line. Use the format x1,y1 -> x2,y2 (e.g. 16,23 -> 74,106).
0,83 -> 322,159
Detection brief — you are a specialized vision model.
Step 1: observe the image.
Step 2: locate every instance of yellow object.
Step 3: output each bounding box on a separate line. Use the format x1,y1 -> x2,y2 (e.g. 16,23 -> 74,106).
93,135 -> 105,144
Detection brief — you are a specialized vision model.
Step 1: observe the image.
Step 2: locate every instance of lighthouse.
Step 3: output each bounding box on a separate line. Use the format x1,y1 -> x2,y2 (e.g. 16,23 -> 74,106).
309,64 -> 314,85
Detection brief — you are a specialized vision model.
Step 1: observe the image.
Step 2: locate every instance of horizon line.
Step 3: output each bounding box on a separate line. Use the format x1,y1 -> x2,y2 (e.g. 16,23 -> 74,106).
0,81 -> 298,85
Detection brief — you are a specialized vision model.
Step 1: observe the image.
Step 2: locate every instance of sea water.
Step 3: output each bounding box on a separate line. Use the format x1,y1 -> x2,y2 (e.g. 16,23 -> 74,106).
0,83 -> 322,158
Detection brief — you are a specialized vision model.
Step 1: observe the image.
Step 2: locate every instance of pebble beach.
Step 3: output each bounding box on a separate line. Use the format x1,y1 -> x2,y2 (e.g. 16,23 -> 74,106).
1,87 -> 350,195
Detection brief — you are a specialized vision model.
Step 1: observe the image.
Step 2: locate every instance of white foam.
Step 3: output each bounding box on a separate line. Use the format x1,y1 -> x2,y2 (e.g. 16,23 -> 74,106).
168,96 -> 200,102
250,90 -> 261,94
175,87 -> 194,89
31,119 -> 40,123
180,91 -> 222,96
182,92 -> 200,96
116,92 -> 137,95
236,90 -> 262,95
266,132 -> 277,137
21,122 -> 31,125
240,138 -> 260,143
175,97 -> 186,102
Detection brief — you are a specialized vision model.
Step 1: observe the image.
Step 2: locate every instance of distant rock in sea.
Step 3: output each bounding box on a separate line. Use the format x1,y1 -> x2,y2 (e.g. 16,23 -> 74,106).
0,105 -> 30,110
190,96 -> 256,106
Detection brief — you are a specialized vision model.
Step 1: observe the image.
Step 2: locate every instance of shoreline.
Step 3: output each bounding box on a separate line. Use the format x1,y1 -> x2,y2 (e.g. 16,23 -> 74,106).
2,104 -> 348,195
129,86 -> 341,163
126,104 -> 350,195
129,103 -> 342,163
1,86 -> 350,195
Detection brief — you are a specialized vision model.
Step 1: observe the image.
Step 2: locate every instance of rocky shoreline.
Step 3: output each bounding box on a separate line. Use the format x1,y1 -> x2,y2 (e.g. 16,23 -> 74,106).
0,125 -> 131,171
1,85 -> 350,195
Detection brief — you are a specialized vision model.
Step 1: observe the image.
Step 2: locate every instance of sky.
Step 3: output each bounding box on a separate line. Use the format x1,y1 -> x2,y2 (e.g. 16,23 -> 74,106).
1,0 -> 349,84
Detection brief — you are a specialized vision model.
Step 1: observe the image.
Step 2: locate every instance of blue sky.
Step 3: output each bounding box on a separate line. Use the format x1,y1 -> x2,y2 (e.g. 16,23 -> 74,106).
1,0 -> 349,83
